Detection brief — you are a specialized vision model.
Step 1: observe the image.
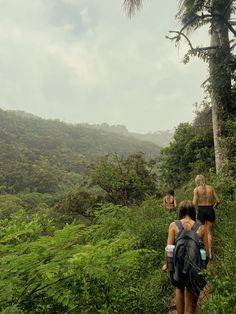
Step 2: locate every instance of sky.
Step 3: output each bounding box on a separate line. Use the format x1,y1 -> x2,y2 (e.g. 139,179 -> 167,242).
0,0 -> 209,134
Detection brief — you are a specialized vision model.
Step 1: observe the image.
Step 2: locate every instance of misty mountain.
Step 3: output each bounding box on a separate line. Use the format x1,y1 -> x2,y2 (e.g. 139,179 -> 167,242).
82,122 -> 173,147
0,108 -> 161,193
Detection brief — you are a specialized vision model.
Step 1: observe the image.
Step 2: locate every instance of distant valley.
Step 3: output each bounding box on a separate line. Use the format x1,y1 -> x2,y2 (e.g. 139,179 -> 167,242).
0,108 -> 172,194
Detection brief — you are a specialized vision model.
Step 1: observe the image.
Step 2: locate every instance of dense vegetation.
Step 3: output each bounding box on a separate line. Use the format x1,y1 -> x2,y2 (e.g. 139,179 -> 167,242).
0,109 -> 160,194
0,103 -> 235,313
1,0 -> 236,311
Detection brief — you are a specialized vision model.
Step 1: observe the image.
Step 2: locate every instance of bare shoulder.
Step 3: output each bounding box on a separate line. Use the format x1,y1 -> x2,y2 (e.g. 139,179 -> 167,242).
206,184 -> 214,191
193,186 -> 198,193
169,221 -> 177,230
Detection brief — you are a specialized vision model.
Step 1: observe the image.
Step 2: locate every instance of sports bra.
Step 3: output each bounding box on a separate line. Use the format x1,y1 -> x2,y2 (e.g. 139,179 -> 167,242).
198,194 -> 212,200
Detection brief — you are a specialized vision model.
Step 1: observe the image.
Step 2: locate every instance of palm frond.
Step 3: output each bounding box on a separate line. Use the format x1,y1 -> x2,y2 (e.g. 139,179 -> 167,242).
176,0 -> 210,31
123,0 -> 143,17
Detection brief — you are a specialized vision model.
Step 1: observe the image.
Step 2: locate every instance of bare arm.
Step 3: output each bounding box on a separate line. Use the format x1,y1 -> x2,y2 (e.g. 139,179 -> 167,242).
162,223 -> 175,271
212,188 -> 220,208
167,223 -> 176,245
192,188 -> 198,206
163,196 -> 166,208
173,197 -> 177,208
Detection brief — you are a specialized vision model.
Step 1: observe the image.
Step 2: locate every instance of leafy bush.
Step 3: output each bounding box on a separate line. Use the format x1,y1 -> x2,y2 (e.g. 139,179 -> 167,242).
0,199 -> 172,313
91,153 -> 157,205
200,201 -> 236,313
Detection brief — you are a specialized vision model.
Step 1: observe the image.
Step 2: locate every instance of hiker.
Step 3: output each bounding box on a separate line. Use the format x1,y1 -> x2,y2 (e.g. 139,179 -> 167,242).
164,200 -> 209,314
192,174 -> 220,259
163,189 -> 177,212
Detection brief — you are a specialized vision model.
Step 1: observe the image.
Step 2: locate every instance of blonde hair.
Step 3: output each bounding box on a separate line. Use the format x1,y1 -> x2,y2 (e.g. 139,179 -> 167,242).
195,174 -> 206,186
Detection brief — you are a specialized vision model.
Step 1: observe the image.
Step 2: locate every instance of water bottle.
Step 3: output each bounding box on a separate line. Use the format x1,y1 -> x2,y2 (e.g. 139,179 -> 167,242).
165,245 -> 175,272
200,248 -> 207,268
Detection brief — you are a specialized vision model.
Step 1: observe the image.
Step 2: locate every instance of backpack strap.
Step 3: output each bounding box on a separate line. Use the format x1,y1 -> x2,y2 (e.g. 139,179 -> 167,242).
175,220 -> 201,233
175,220 -> 184,233
191,222 -> 201,232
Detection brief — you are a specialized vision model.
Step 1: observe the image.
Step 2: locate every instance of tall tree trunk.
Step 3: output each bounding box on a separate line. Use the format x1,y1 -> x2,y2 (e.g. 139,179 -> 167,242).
209,2 -> 232,173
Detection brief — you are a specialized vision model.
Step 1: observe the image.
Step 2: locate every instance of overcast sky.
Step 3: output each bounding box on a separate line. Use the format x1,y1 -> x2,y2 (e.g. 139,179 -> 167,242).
0,0 -> 209,133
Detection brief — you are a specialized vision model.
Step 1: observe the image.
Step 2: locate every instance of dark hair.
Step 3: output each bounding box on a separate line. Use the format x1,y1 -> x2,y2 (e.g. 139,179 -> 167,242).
178,200 -> 196,221
167,189 -> 175,196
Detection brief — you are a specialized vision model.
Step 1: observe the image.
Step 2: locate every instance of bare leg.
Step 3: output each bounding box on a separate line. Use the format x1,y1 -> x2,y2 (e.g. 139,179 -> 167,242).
185,289 -> 198,314
176,287 -> 185,314
206,221 -> 214,258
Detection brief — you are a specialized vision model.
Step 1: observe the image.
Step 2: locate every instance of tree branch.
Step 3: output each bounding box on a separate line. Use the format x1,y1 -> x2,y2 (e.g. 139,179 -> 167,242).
166,31 -> 194,50
167,31 -> 218,52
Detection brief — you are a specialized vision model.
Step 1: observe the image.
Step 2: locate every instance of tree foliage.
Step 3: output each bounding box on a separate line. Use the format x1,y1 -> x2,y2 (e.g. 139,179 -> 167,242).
158,122 -> 214,189
91,153 -> 157,205
0,109 -> 160,194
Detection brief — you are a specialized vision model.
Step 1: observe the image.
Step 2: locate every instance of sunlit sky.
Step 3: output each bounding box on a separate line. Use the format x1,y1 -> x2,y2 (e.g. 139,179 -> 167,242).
0,0 -> 209,133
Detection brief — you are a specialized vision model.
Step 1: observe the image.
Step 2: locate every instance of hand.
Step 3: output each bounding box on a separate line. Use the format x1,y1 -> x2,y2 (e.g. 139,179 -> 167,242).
162,263 -> 168,272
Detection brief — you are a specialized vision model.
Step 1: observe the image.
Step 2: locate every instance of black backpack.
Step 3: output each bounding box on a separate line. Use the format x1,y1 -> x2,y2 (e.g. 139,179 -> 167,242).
172,220 -> 206,295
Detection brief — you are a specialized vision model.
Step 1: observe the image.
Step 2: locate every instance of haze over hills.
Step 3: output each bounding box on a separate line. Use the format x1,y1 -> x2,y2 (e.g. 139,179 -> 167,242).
82,123 -> 173,147
0,108 -> 165,194
6,109 -> 173,147
2,109 -> 162,155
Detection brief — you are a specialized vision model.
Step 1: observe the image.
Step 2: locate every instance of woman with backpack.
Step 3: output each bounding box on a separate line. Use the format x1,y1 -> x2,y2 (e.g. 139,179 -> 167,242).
164,200 -> 209,314
193,174 -> 220,259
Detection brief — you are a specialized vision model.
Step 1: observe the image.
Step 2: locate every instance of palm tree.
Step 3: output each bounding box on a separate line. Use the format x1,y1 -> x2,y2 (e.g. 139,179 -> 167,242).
176,0 -> 235,173
123,0 -> 143,17
123,0 -> 236,173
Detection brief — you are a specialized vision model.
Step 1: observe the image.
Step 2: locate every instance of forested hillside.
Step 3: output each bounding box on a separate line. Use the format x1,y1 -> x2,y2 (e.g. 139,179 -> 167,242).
0,109 -> 160,194
82,123 -> 173,147
0,108 -> 235,313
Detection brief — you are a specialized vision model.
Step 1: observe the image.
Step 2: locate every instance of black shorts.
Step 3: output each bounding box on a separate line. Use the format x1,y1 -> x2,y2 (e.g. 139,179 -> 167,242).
197,205 -> 215,224
169,272 -> 204,296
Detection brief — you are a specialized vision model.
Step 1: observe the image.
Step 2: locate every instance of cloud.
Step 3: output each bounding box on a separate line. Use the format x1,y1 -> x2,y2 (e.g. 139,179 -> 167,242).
0,0 -> 208,133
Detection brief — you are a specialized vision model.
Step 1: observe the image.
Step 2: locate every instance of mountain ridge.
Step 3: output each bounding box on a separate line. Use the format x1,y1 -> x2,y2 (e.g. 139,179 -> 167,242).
0,108 -> 162,193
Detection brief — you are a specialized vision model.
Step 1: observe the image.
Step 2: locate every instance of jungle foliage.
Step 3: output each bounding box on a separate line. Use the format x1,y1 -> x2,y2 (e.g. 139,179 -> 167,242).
0,106 -> 235,313
0,199 -> 173,314
91,152 -> 157,206
0,109 -> 160,194
1,0 -> 236,309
